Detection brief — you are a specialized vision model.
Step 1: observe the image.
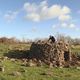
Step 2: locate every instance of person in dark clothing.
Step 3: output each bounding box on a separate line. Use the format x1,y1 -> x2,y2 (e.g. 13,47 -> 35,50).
48,35 -> 55,43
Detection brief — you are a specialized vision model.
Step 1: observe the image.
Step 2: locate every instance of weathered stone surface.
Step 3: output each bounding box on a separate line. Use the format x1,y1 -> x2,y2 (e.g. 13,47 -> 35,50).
30,37 -> 72,67
0,66 -> 4,72
10,71 -> 21,76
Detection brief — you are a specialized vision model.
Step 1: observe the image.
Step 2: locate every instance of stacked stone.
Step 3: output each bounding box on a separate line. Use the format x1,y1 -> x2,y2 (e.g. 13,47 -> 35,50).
30,39 -> 71,67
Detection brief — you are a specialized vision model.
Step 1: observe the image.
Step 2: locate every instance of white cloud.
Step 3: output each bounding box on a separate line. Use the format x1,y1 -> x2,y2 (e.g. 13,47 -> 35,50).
61,6 -> 71,14
59,15 -> 71,21
61,23 -> 68,27
52,22 -> 76,29
4,11 -> 18,22
25,13 -> 40,22
24,3 -> 37,13
3,1 -> 71,23
69,23 -> 75,28
61,22 -> 76,28
23,1 -> 71,22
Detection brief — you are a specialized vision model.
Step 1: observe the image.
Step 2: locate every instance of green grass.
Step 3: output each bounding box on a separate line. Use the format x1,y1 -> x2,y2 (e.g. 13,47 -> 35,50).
0,43 -> 80,80
1,60 -> 80,80
1,59 -> 80,80
71,45 -> 80,53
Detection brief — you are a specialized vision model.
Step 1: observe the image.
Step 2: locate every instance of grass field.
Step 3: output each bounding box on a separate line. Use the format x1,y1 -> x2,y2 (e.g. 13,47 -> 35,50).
0,43 -> 80,80
71,45 -> 80,53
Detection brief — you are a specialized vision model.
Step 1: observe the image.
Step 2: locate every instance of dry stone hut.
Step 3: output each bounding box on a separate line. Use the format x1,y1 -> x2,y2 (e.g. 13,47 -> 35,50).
30,36 -> 72,67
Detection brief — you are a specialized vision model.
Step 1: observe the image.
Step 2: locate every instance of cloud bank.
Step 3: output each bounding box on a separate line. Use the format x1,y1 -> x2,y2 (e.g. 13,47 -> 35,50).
3,0 -> 77,30
4,11 -> 18,22
23,1 -> 71,22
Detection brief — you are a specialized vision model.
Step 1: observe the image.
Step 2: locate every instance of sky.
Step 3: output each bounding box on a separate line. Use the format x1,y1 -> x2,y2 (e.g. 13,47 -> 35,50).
0,0 -> 80,40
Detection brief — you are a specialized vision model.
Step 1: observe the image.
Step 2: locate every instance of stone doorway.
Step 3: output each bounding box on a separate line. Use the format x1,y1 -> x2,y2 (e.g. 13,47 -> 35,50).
64,51 -> 70,61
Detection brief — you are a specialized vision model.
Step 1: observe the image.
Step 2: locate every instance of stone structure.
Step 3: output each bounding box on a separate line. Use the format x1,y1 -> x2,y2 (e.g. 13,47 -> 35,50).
30,37 -> 72,67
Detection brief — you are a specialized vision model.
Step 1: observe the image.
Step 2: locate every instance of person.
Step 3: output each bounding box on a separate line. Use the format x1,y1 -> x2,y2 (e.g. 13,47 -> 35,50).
48,35 -> 55,43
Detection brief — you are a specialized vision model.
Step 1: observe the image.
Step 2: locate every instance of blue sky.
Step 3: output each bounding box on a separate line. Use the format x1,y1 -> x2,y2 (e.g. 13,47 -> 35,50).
0,0 -> 80,40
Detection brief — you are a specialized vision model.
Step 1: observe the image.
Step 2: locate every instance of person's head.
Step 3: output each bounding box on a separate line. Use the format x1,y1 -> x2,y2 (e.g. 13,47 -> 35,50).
49,35 -> 55,43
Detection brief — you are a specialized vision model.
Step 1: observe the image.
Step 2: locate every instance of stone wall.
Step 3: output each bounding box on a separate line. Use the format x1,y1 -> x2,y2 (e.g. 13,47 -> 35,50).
30,39 -> 72,67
